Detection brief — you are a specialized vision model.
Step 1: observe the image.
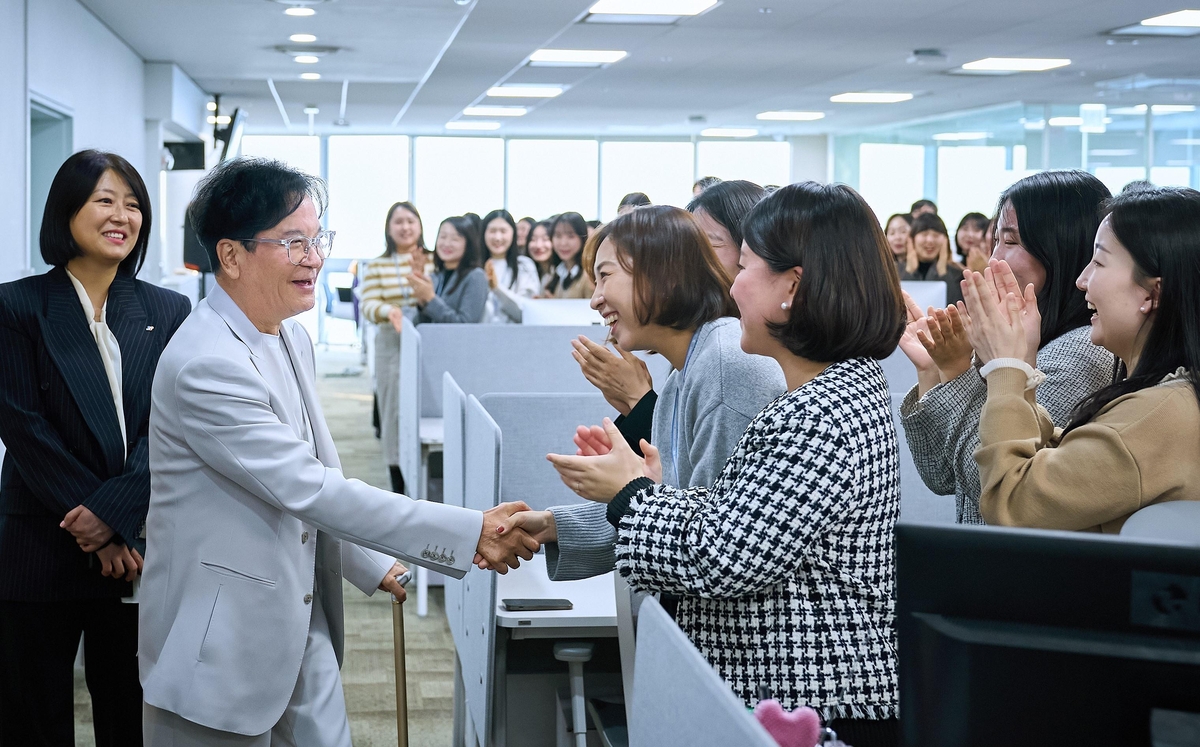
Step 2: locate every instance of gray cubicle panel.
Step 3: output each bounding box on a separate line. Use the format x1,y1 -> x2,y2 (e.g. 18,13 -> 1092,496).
891,392 -> 956,524
461,395 -> 502,747
398,315 -> 423,495
881,281 -> 950,395
443,373 -> 468,649
478,391 -> 617,512
629,597 -> 776,747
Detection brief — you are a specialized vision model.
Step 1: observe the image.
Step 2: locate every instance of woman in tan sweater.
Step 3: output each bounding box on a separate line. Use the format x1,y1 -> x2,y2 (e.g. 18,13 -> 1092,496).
962,186 -> 1200,532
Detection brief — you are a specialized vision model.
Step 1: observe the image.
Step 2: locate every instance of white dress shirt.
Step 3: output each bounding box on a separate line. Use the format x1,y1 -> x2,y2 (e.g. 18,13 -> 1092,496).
66,269 -> 126,458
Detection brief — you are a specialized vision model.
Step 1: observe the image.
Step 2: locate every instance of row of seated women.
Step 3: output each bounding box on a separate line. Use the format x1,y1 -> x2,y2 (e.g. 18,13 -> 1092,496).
473,173 -> 1200,747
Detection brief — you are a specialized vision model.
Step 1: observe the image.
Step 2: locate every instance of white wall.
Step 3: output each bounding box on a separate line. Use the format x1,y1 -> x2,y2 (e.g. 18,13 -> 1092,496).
0,0 -> 28,283
789,135 -> 831,185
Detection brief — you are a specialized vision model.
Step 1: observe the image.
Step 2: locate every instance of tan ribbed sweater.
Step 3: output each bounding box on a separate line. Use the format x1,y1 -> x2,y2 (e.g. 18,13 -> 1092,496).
976,366 -> 1200,533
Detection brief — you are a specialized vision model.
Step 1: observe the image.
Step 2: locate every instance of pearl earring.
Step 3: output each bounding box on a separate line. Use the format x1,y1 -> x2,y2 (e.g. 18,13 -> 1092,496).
781,302 -> 790,310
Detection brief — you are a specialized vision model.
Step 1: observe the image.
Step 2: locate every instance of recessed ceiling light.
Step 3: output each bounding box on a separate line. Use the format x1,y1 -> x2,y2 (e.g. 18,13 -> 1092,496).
529,49 -> 628,67
1173,138 -> 1200,145
206,115 -> 232,125
961,57 -> 1070,72
206,101 -> 217,111
932,132 -> 989,141
289,33 -> 317,43
294,55 -> 319,64
700,127 -> 758,137
284,7 -> 315,16
487,85 -> 564,98
463,105 -> 527,117
1089,149 -> 1138,157
1142,9 -> 1200,27
756,111 -> 825,121
446,121 -> 502,131
1048,116 -> 1083,127
830,92 -> 913,103
300,72 -> 321,80
588,0 -> 717,13
303,106 -> 319,114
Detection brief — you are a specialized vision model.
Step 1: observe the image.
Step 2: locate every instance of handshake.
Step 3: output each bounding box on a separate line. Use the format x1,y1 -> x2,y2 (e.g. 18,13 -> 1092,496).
473,501 -> 543,574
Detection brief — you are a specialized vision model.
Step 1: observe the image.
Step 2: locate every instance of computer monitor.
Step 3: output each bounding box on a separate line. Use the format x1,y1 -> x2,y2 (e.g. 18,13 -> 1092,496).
896,524 -> 1200,747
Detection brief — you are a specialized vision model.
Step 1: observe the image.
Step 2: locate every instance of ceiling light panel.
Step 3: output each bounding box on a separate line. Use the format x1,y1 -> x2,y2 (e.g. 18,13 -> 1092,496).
830,92 -> 913,103
294,55 -> 319,64
529,49 -> 628,67
284,7 -> 315,16
300,72 -> 321,80
487,85 -> 564,98
701,127 -> 757,137
932,132 -> 989,141
961,57 -> 1071,72
463,106 -> 527,117
588,0 -> 718,14
289,33 -> 317,43
1141,9 -> 1200,27
756,111 -> 825,121
446,121 -> 501,131
1048,116 -> 1083,127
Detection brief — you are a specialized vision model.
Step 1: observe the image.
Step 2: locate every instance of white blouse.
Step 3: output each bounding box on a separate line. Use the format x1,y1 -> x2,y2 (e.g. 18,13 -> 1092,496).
66,269 -> 126,458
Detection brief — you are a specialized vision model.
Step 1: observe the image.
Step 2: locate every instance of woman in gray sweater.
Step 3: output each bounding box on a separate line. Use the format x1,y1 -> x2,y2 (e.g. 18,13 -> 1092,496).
412,215 -> 488,324
496,206 -> 785,580
898,171 -> 1115,523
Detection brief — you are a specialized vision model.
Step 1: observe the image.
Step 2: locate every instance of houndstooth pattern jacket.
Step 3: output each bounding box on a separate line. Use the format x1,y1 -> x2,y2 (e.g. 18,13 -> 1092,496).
614,357 -> 900,720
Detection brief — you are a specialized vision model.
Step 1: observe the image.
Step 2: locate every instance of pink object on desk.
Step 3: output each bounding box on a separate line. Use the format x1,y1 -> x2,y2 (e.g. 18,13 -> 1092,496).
753,700 -> 824,747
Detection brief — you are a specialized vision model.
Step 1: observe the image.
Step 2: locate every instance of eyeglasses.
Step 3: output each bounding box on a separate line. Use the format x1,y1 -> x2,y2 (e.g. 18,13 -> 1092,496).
235,230 -> 335,265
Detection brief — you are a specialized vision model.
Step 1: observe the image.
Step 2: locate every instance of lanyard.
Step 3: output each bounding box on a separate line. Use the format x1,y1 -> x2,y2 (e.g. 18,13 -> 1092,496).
667,331 -> 701,487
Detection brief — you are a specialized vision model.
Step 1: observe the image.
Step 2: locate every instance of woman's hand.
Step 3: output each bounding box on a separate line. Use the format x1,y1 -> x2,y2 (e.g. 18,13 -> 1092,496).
573,424 -> 612,456
485,260 -> 499,290
387,307 -> 405,333
959,265 -> 1034,365
97,543 -> 142,582
570,336 -> 652,416
898,292 -> 937,373
409,270 -> 435,305
474,510 -> 557,570
61,505 -> 114,553
917,304 -> 974,381
965,245 -> 990,274
988,259 -> 1041,366
546,419 -> 647,503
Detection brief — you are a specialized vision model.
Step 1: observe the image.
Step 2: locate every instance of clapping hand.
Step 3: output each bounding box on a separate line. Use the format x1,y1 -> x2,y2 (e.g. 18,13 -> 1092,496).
916,304 -> 973,381
409,269 -> 435,305
960,260 -> 1040,366
546,418 -> 661,503
898,292 -> 937,374
61,505 -> 114,552
573,424 -> 612,456
476,501 -> 541,574
570,336 -> 652,416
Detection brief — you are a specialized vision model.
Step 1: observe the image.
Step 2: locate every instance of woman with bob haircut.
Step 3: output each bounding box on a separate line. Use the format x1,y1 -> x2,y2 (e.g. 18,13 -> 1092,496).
964,186 -> 1200,530
617,191 -> 651,215
899,170 -> 1114,525
411,215 -> 488,325
489,205 -> 785,581
898,212 -> 965,307
480,209 -> 541,323
0,150 -> 191,744
502,183 -> 906,745
543,212 -> 595,299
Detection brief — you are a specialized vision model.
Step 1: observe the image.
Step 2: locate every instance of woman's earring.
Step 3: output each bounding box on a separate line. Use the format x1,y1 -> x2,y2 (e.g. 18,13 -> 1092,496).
781,302 -> 790,310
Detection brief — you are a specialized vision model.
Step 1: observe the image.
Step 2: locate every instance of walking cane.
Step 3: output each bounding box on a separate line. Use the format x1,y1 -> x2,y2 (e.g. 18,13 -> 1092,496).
392,570 -> 413,747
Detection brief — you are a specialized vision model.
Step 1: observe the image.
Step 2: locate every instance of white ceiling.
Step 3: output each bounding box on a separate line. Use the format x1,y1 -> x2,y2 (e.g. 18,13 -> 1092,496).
81,0 -> 1200,136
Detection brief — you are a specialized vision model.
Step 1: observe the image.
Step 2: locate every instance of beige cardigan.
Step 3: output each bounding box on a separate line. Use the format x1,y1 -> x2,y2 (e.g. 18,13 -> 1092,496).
976,366 -> 1200,533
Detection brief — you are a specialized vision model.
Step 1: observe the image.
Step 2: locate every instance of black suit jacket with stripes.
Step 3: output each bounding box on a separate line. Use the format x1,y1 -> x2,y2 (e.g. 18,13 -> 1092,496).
0,267 -> 191,602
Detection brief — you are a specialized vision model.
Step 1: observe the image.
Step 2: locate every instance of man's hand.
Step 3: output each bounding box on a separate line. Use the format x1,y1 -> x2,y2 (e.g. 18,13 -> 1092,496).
475,510 -> 557,570
570,336 -> 652,416
477,502 -> 540,574
546,419 -> 648,503
97,543 -> 142,582
61,505 -> 114,553
378,560 -> 409,602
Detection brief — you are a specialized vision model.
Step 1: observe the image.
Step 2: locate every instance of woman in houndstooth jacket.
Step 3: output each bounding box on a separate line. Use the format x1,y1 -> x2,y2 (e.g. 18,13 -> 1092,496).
535,183 -> 907,747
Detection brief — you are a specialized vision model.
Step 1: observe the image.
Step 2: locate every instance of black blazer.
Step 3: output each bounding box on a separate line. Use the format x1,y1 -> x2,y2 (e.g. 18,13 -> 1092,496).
0,267 -> 191,602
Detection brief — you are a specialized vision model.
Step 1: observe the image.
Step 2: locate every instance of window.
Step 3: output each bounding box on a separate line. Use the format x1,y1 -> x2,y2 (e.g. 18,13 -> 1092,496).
696,141 -> 791,188
936,145 -> 1030,240
413,137 -> 504,246
857,143 -> 925,226
239,136 -> 321,176
599,141 -> 695,220
327,135 -> 410,259
506,139 -> 599,221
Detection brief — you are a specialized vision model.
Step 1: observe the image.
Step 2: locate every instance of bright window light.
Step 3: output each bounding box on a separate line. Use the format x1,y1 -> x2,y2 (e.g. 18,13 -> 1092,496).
413,137 -> 504,245
1048,116 -> 1083,127
529,49 -> 628,67
289,33 -> 317,43
294,55 -> 319,64
599,141 -> 694,220
487,86 -> 564,98
700,128 -> 758,137
696,141 -> 790,186
463,106 -> 527,117
445,121 -> 502,131
961,57 -> 1071,72
507,140 -> 599,221
830,92 -> 913,103
1141,10 -> 1200,26
932,132 -> 989,141
1154,104 -> 1197,113
284,7 -> 315,16
756,111 -> 825,121
588,0 -> 717,14
327,136 -> 410,260
300,72 -> 321,80
858,143 -> 924,223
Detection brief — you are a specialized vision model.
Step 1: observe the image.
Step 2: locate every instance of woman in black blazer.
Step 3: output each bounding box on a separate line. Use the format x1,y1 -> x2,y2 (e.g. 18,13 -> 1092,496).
0,151 -> 191,746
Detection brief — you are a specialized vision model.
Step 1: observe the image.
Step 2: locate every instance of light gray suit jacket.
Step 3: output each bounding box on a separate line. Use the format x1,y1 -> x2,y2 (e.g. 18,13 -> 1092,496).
139,284 -> 483,735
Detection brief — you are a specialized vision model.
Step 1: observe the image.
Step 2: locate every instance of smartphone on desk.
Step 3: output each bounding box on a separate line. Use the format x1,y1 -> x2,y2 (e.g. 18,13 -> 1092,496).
502,598 -> 574,612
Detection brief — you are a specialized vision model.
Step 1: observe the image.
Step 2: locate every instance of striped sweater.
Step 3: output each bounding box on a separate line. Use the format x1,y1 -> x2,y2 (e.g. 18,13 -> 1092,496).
358,252 -> 435,325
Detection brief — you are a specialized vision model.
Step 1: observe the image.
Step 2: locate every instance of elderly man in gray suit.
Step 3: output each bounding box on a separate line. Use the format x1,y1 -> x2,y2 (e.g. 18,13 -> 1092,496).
140,158 -> 537,746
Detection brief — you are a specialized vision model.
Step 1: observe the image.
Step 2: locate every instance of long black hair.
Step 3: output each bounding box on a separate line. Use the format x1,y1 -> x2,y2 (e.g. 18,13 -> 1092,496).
686,179 -> 765,254
546,212 -> 589,294
1065,186 -> 1200,433
481,209 -> 521,290
996,170 -> 1111,346
434,215 -> 483,293
42,150 -> 153,276
383,201 -> 426,257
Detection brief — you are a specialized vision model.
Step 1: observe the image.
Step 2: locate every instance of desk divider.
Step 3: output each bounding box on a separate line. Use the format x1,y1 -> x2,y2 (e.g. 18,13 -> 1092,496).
629,597 -> 776,747
443,373 -> 468,649
892,393 -> 957,524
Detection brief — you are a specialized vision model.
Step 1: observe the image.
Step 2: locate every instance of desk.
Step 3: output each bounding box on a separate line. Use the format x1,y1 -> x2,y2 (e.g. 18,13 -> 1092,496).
496,555 -> 618,639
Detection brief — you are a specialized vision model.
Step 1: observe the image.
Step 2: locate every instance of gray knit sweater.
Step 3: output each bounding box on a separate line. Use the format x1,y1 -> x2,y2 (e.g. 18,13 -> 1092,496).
545,318 -> 786,580
899,325 -> 1113,524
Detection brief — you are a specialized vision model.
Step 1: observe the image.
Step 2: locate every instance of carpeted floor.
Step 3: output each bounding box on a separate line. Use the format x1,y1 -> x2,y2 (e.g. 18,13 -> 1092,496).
73,345 -> 456,746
